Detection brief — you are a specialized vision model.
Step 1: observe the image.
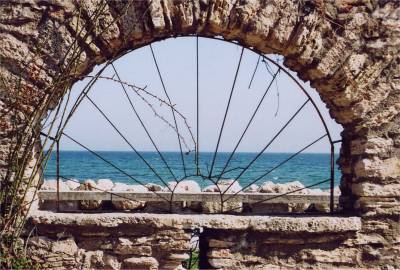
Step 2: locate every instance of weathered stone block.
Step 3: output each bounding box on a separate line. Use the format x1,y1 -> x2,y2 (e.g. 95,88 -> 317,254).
122,257 -> 159,270
299,248 -> 360,265
114,238 -> 152,256
352,183 -> 400,197
354,157 -> 400,180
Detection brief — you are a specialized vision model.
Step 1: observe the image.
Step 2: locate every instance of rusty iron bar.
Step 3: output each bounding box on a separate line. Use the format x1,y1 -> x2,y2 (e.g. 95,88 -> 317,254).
149,44 -> 187,177
214,68 -> 280,186
209,47 -> 245,178
330,144 -> 335,213
56,138 -> 60,212
223,133 -> 329,203
40,36 -> 339,215
61,132 -> 171,204
221,98 -> 311,196
83,94 -> 173,193
196,35 -> 200,176
110,63 -> 178,181
248,55 -> 261,89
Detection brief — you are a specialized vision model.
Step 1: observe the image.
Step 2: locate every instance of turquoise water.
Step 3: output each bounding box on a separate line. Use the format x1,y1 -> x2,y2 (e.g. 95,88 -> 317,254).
44,151 -> 341,189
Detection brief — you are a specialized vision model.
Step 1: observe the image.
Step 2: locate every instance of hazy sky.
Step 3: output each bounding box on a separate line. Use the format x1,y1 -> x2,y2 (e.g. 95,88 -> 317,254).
45,37 -> 342,153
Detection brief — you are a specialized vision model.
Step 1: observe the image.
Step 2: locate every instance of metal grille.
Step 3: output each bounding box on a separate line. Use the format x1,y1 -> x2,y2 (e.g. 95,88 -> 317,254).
39,36 -> 342,214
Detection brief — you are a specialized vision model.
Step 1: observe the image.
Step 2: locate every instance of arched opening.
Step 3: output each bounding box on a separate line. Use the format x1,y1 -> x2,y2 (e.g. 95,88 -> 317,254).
39,36 -> 344,214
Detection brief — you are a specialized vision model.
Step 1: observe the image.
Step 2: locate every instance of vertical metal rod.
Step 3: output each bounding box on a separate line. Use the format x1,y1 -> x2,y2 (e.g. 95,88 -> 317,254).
56,139 -> 60,212
330,144 -> 335,213
209,47 -> 245,177
248,55 -> 260,89
149,44 -> 187,176
196,36 -> 200,175
215,69 -> 280,185
110,63 -> 177,181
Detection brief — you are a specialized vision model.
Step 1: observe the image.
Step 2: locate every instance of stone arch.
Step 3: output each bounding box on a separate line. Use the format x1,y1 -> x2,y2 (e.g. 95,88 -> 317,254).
0,0 -> 399,267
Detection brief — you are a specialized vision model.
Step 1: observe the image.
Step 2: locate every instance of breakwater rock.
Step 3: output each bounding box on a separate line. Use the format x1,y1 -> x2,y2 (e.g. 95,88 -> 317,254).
39,179 -> 340,214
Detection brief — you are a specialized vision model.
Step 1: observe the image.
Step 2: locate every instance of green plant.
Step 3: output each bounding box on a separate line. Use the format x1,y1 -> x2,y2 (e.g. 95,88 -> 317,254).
183,250 -> 200,270
0,236 -> 39,270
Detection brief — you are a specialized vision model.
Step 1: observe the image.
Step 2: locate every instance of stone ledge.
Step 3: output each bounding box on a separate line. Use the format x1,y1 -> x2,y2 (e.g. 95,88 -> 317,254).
29,210 -> 361,233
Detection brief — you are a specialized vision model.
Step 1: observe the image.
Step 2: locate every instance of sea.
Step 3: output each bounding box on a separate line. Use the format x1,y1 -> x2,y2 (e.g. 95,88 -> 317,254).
44,151 -> 341,190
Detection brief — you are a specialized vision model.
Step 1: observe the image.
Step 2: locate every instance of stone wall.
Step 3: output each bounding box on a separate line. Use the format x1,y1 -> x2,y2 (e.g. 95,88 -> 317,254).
202,229 -> 361,269
27,218 -> 191,269
27,211 -> 362,270
0,0 -> 399,269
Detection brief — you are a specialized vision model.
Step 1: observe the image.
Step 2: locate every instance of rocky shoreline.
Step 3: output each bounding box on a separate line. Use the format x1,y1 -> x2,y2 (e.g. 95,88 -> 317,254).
40,179 -> 340,214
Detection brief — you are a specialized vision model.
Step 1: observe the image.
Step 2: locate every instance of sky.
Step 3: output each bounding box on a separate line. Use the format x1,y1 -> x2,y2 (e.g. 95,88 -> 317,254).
44,37 -> 343,153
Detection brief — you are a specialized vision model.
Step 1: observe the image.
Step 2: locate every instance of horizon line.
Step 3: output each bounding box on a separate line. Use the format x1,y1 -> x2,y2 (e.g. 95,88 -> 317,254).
45,149 -> 339,154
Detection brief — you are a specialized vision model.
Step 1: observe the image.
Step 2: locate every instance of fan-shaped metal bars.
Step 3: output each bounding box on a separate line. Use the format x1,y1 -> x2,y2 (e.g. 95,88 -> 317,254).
40,36 -> 341,214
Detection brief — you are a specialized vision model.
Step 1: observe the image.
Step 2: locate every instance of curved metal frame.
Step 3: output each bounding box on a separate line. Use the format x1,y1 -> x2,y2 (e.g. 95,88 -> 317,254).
41,35 -> 340,214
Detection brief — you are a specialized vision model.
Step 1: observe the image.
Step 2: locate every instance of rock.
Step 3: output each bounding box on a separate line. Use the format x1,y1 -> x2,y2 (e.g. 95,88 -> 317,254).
145,183 -> 163,192
208,258 -> 238,269
259,180 -> 307,194
167,180 -> 201,193
145,201 -> 184,213
167,253 -> 190,261
82,250 -> 104,269
202,200 -> 243,214
80,179 -> 97,190
103,254 -> 120,270
202,180 -> 243,194
351,182 -> 398,197
112,182 -> 130,191
65,179 -> 80,190
201,180 -> 243,213
27,236 -> 82,269
258,181 -> 275,193
209,239 -> 235,248
79,180 -> 102,210
114,238 -> 152,255
28,236 -> 52,250
164,180 -> 202,211
219,179 -> 243,194
354,157 -> 400,179
354,197 -> 399,216
96,179 -> 114,191
300,248 -> 359,264
314,203 -> 330,213
82,250 -> 121,270
122,257 -> 158,270
112,200 -> 145,211
161,253 -> 190,269
244,184 -> 259,193
112,184 -> 146,211
289,202 -> 310,213
41,180 -> 69,191
51,237 -> 78,256
164,181 -> 177,192
202,185 -> 219,192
